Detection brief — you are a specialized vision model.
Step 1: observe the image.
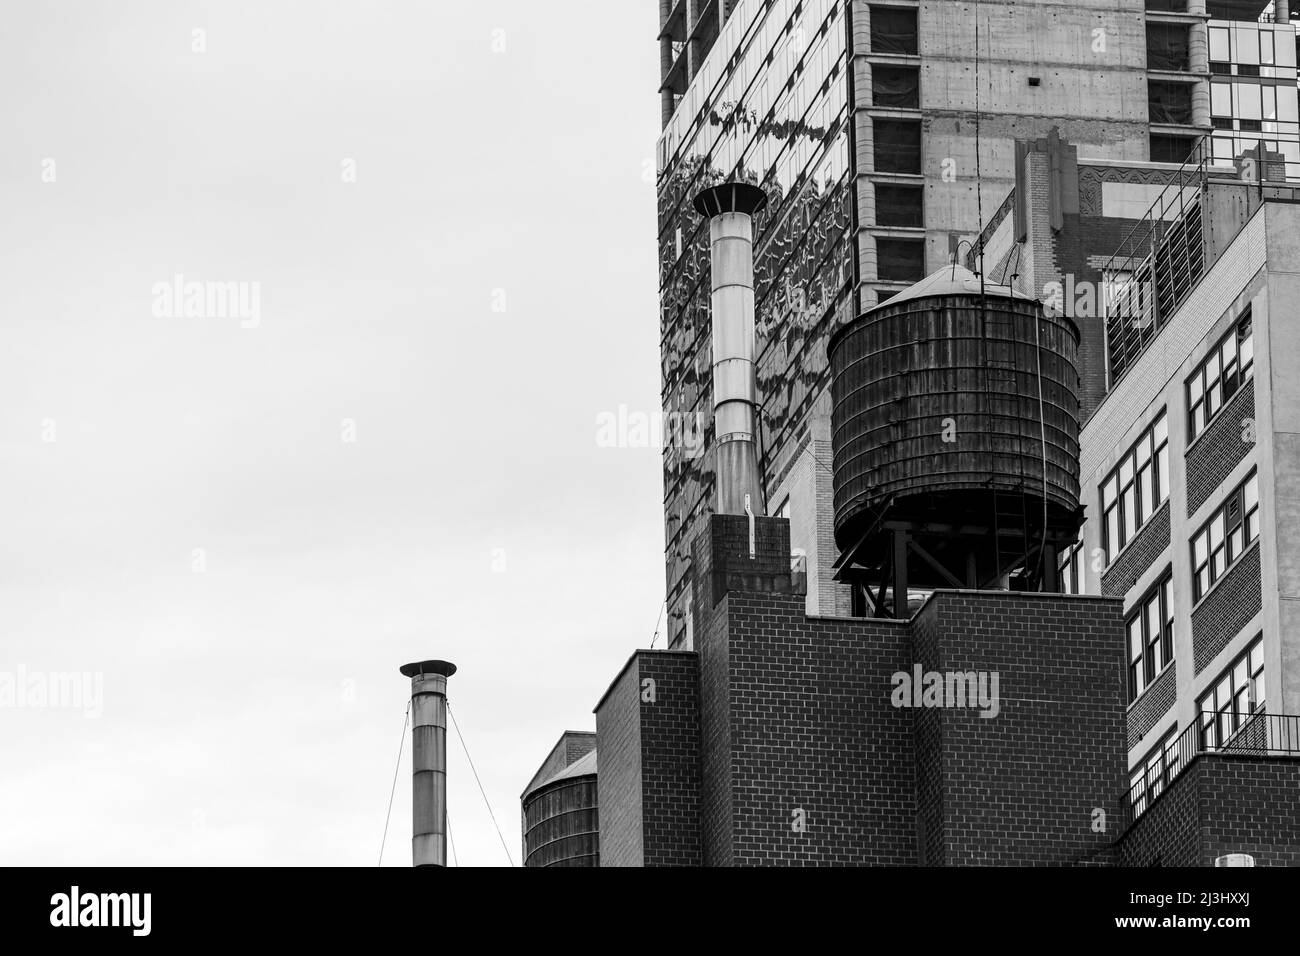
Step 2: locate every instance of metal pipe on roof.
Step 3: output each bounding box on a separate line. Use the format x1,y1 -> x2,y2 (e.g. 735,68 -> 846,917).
399,659 -> 457,867
694,182 -> 769,518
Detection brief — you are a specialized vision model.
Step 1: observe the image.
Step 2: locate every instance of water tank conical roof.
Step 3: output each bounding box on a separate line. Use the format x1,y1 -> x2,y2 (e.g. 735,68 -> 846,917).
875,265 -> 1035,308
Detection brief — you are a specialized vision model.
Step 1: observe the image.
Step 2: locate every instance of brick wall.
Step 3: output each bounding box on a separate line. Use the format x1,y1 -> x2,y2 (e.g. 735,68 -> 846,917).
691,514 -> 1129,866
1100,504 -> 1170,597
1186,379 -> 1255,516
912,592 -> 1127,866
701,589 -> 917,865
692,513 -> 799,613
1200,758 -> 1300,866
638,652 -> 702,866
1192,544 -> 1262,674
1117,756 -> 1203,866
1128,662 -> 1176,750
594,650 -> 701,867
594,656 -> 643,866
565,733 -> 597,768
1120,755 -> 1300,866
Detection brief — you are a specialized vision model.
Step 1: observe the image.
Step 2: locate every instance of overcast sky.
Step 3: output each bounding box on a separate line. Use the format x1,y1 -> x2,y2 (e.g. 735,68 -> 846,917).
0,1 -> 663,866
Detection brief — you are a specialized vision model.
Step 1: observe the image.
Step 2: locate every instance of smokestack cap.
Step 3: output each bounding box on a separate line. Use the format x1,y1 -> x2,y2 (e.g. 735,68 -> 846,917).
693,182 -> 768,219
399,659 -> 458,678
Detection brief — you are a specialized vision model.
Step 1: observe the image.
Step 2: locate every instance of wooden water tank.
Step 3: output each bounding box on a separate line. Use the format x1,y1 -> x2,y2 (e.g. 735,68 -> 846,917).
828,268 -> 1082,576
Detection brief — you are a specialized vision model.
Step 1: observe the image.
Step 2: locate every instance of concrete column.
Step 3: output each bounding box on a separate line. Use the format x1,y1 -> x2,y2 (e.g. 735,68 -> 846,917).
1186,6 -> 1211,135
661,36 -> 676,127
687,0 -> 700,81
400,659 -> 456,868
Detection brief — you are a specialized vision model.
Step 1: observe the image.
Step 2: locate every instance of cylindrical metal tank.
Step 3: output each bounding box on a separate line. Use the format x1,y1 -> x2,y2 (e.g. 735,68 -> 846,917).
521,750 -> 599,867
828,267 -> 1081,587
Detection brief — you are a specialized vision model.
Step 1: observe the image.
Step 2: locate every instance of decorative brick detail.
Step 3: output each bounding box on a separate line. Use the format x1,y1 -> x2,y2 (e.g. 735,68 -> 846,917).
1120,755 -> 1300,866
1186,380 -> 1255,516
1192,545 -> 1262,674
1127,663 -> 1176,751
692,513 -> 800,614
1100,503 -> 1170,597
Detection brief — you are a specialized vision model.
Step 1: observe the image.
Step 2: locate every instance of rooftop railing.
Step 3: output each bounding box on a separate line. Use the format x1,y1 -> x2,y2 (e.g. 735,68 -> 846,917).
1101,142 -> 1211,387
1125,711 -> 1300,822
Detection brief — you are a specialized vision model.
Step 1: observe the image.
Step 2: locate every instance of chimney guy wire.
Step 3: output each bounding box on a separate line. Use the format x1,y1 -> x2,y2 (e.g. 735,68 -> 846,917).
377,700 -> 411,867
447,700 -> 517,867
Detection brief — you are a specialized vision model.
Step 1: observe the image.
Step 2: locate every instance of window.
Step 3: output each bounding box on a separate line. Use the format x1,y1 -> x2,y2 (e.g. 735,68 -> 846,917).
869,6 -> 917,55
876,238 -> 925,283
1208,26 -> 1229,64
1210,83 -> 1231,118
1101,410 -> 1170,563
1129,726 -> 1180,817
1150,133 -> 1197,164
1198,635 -> 1265,750
1190,470 -> 1260,602
1126,570 -> 1174,701
1187,310 -> 1253,442
873,119 -> 921,174
1146,24 -> 1190,72
1148,80 -> 1193,125
1059,541 -> 1085,595
874,184 -> 923,227
872,66 -> 919,109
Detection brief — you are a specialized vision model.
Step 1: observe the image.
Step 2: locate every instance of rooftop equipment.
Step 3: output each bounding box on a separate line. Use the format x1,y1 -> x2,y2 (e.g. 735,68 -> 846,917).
828,267 -> 1084,616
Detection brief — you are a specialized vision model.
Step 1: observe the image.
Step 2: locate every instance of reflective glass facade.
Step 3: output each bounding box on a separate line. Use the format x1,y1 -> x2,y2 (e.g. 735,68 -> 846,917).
1207,19 -> 1300,177
656,0 -> 853,648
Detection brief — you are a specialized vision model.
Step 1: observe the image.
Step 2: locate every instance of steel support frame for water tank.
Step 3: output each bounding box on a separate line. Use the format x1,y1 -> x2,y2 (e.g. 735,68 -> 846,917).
838,520 -> 1063,619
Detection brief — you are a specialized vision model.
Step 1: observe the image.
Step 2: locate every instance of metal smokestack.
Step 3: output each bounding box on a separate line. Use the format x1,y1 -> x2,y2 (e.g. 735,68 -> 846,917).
694,182 -> 768,516
399,659 -> 456,867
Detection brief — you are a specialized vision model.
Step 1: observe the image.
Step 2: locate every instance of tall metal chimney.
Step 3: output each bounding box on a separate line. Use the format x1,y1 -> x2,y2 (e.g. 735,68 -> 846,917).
399,659 -> 456,867
694,182 -> 768,517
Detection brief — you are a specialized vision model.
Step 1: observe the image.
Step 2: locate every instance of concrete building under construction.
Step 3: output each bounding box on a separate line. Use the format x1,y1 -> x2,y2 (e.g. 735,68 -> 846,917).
520,1 -> 1300,866
657,0 -> 1300,646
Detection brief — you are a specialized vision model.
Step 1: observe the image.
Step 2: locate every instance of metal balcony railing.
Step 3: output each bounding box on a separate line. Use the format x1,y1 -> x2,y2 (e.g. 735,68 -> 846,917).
1101,142 -> 1210,388
1102,124 -> 1300,388
1125,711 -> 1300,822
